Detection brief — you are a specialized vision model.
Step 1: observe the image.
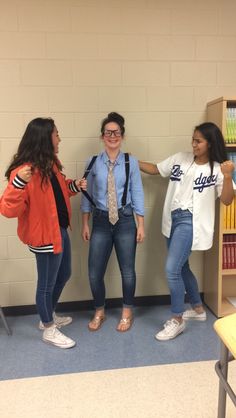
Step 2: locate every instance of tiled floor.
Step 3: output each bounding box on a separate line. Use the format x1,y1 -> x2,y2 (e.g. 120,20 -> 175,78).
1,361 -> 236,418
0,305 -> 220,381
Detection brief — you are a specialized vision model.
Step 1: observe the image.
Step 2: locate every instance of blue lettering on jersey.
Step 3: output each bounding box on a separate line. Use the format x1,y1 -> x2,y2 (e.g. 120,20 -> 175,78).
170,164 -> 184,181
194,172 -> 217,192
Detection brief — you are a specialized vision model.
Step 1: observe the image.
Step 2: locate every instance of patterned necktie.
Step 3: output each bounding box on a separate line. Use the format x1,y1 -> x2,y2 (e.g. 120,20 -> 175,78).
107,162 -> 119,225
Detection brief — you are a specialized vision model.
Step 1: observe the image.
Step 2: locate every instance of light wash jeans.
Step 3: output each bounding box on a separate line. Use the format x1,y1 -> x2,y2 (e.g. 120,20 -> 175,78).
165,209 -> 203,316
88,204 -> 137,308
35,227 -> 71,324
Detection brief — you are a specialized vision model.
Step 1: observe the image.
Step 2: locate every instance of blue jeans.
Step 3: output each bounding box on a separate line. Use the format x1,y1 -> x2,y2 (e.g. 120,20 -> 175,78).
88,204 -> 137,308
165,209 -> 203,316
35,228 -> 71,324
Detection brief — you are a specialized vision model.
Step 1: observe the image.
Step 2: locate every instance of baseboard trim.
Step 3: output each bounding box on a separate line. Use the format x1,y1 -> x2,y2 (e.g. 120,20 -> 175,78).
1,293 -> 204,316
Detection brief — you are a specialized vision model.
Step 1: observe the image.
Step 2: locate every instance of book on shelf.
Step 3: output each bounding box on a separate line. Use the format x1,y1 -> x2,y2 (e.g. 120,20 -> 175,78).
227,152 -> 236,187
223,195 -> 236,230
226,203 -> 231,229
222,234 -> 236,269
223,236 -> 228,269
226,107 -> 236,144
231,198 -> 235,229
230,234 -> 235,269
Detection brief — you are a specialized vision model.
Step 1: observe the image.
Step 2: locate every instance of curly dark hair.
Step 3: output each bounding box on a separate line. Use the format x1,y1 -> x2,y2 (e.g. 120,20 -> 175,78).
5,117 -> 62,182
101,112 -> 125,136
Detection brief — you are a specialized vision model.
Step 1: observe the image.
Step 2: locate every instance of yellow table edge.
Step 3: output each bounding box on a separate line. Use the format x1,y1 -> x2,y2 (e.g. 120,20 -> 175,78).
214,313 -> 236,358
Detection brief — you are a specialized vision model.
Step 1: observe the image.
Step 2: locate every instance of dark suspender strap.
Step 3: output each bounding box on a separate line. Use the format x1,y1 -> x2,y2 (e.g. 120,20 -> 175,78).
81,190 -> 96,207
122,153 -> 130,207
83,156 -> 97,179
81,156 -> 97,207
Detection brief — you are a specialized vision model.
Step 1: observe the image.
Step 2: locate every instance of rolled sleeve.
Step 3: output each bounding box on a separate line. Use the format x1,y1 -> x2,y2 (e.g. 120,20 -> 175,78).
129,157 -> 145,216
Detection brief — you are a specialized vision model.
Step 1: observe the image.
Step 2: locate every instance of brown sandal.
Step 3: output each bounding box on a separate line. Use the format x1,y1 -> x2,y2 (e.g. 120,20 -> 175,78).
88,315 -> 106,332
116,317 -> 133,332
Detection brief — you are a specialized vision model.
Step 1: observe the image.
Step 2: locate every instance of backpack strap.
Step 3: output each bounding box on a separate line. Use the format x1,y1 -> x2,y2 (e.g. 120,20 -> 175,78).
121,153 -> 130,207
81,156 -> 97,207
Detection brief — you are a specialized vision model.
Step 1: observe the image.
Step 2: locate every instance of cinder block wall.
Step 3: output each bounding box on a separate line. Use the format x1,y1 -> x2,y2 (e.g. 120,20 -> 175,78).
1,0 -> 236,307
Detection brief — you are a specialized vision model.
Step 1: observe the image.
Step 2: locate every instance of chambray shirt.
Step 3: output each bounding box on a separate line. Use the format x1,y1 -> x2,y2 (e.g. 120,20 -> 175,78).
80,151 -> 144,216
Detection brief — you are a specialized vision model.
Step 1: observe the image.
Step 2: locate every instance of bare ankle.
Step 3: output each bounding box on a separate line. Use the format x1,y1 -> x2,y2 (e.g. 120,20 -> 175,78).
94,309 -> 105,318
121,307 -> 132,319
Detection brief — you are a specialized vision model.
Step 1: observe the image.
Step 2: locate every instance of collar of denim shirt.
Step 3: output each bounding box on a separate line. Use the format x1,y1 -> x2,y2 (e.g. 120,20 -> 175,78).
102,150 -> 123,167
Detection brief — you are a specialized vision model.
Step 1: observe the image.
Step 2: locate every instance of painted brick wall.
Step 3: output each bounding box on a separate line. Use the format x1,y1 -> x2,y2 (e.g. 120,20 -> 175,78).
1,0 -> 236,306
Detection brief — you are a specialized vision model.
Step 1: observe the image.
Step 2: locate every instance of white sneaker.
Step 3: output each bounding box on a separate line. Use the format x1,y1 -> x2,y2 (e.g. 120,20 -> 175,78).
42,324 -> 76,349
182,309 -> 207,321
155,318 -> 186,341
39,313 -> 72,330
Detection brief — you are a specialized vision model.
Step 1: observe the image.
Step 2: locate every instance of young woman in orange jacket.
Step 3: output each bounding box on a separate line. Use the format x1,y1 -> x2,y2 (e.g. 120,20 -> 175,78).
0,117 -> 86,349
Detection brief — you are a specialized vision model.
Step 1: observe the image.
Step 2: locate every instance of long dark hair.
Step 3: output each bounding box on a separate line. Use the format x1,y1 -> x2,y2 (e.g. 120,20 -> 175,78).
5,117 -> 62,182
101,112 -> 125,136
194,122 -> 227,175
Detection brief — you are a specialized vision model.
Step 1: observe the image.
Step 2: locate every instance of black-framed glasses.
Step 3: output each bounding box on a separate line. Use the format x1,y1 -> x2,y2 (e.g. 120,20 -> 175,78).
103,129 -> 121,137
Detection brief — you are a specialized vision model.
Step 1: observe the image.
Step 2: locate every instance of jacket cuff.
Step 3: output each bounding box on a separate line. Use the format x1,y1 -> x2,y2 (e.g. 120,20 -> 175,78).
12,174 -> 28,189
69,180 -> 80,193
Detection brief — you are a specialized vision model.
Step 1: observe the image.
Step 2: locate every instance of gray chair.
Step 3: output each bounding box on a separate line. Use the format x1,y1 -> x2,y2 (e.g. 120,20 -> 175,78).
214,314 -> 236,418
0,306 -> 12,335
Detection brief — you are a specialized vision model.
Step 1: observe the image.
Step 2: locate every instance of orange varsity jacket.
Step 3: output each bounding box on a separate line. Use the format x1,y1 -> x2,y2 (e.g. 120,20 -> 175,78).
0,163 -> 80,254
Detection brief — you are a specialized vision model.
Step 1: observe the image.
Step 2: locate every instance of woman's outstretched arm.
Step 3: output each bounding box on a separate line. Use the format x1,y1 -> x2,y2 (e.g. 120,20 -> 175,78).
139,161 -> 159,175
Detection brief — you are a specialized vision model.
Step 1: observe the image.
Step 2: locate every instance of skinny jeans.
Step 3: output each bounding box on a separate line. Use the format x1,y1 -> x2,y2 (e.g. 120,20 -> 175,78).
88,204 -> 137,308
35,227 -> 71,324
165,209 -> 203,316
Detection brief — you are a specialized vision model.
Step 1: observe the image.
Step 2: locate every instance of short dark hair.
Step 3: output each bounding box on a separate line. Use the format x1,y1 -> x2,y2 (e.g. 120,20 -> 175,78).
101,112 -> 125,136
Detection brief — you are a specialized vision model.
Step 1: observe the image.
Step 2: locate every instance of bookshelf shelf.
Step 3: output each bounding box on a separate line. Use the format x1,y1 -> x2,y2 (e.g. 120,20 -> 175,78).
221,298 -> 236,316
222,269 -> 236,276
204,97 -> 236,317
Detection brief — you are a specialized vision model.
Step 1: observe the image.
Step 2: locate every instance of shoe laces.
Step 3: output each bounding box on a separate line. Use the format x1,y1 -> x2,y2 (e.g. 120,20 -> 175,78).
54,314 -> 63,325
164,319 -> 180,331
49,325 -> 71,342
48,323 -> 57,333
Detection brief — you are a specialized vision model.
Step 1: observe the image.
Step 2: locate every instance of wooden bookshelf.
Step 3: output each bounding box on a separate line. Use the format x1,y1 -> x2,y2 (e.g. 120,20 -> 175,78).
204,97 -> 236,317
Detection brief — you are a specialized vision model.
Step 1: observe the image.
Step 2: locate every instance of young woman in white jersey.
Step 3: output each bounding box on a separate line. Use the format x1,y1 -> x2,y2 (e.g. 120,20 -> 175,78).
139,122 -> 234,341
